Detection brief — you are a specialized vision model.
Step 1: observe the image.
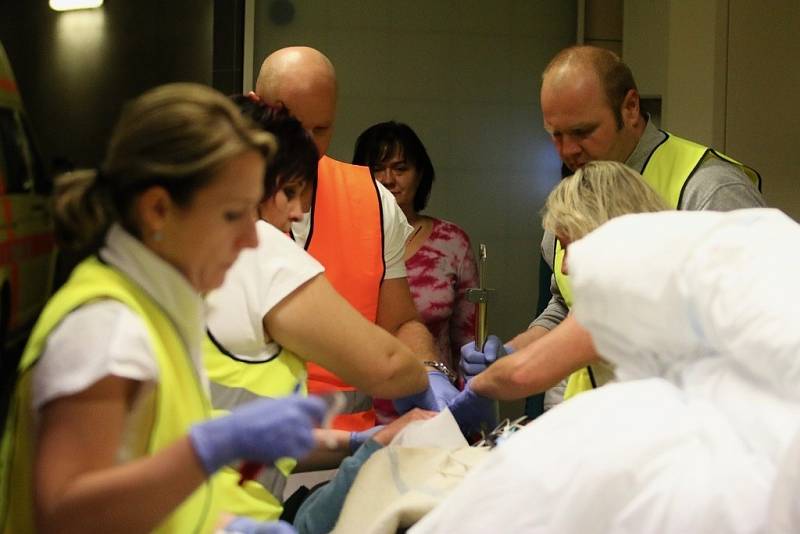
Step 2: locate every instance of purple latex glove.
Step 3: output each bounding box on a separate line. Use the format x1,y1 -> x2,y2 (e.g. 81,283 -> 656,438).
189,394 -> 326,475
393,371 -> 460,414
349,425 -> 383,453
225,517 -> 296,534
447,381 -> 497,435
460,335 -> 513,381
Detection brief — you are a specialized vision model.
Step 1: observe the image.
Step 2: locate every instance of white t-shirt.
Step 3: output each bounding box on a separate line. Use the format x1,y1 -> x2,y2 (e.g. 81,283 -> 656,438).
291,180 -> 412,280
33,224 -> 208,413
33,300 -> 157,410
205,220 -> 324,360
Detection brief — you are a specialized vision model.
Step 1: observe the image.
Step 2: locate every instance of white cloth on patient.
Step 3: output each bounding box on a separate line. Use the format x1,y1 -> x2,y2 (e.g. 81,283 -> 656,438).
333,410 -> 489,534
570,208 -> 800,461
412,208 -> 800,534
768,426 -> 800,533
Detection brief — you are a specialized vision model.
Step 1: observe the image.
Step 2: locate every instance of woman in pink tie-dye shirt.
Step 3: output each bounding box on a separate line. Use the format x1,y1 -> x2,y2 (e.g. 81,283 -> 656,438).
353,121 -> 478,375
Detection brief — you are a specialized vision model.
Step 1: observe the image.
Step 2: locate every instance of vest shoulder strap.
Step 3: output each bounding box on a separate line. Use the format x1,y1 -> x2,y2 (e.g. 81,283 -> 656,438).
642,131 -> 708,207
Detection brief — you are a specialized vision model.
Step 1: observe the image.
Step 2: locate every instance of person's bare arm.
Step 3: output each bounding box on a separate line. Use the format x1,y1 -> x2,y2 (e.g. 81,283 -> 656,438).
35,376 -> 207,534
296,408 -> 437,471
370,408 -> 437,444
294,429 -> 351,472
291,409 -> 437,534
470,315 -> 600,400
376,277 -> 441,364
507,325 -> 549,351
265,274 -> 428,398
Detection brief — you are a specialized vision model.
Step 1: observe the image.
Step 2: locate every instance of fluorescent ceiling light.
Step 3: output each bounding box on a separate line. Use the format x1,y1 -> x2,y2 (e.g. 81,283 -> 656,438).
49,0 -> 104,11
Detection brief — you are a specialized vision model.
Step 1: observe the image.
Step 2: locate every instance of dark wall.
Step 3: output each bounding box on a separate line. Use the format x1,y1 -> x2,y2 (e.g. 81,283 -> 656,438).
0,0 -> 214,169
212,0 -> 245,96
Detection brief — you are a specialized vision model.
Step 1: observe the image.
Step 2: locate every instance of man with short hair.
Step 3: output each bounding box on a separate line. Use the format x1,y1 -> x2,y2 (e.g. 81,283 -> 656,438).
463,45 -> 764,402
255,47 -> 454,430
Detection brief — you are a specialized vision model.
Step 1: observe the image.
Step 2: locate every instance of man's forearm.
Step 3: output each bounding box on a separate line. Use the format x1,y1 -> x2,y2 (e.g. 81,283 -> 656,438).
395,318 -> 441,363
295,430 -> 350,472
376,278 -> 442,364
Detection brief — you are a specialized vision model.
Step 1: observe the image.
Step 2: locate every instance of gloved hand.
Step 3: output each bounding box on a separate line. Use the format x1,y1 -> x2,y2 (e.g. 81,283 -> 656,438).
189,394 -> 326,475
392,371 -> 460,414
427,369 -> 460,406
224,517 -> 296,534
349,425 -> 383,453
447,381 -> 497,436
460,335 -> 513,381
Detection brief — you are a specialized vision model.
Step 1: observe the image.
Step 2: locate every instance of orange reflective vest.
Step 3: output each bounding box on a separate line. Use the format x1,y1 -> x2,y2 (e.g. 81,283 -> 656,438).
301,156 -> 384,431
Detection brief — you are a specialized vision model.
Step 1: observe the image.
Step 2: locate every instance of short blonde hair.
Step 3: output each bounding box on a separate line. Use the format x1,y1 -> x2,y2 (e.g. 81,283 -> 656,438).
542,161 -> 669,241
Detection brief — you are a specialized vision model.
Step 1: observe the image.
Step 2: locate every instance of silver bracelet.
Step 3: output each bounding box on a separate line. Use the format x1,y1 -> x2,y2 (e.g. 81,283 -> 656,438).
423,360 -> 457,383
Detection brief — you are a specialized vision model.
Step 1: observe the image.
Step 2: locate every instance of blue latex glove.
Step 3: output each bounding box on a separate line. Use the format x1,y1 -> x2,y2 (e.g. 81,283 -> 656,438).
393,371 -> 459,414
460,335 -> 513,381
349,425 -> 383,454
428,370 -> 460,406
189,394 -> 326,475
447,381 -> 497,436
225,517 -> 296,534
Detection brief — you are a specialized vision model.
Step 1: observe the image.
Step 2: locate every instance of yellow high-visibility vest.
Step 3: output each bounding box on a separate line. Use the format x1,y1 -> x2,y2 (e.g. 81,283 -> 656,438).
0,257 -> 224,533
203,331 -> 307,520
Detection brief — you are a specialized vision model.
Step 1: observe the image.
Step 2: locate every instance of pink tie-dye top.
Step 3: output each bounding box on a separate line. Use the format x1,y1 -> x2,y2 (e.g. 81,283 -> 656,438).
407,218 -> 479,369
373,218 -> 479,424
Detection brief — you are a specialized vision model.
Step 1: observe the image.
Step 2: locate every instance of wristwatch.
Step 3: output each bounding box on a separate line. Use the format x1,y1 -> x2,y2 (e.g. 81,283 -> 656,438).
423,360 -> 458,384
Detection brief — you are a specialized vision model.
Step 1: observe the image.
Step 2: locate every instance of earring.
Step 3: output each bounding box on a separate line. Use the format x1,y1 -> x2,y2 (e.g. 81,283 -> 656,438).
153,231 -> 163,242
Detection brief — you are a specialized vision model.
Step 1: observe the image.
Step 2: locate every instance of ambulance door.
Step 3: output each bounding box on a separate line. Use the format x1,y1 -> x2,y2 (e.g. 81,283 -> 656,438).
0,108 -> 55,335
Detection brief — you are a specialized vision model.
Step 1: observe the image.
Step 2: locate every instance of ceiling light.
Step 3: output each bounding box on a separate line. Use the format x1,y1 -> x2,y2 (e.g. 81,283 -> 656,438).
49,0 -> 104,12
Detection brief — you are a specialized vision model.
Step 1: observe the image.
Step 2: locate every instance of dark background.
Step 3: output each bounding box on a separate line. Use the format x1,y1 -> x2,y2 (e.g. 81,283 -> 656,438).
0,0 -> 247,425
0,0 -> 244,171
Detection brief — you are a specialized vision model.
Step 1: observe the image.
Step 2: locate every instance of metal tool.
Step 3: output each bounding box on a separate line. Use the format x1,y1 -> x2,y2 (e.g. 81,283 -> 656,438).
474,416 -> 530,449
466,243 -> 495,350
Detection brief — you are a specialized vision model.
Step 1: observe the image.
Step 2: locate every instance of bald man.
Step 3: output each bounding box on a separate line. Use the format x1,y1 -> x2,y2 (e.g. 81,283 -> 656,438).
255,47 -> 453,431
463,45 -> 765,403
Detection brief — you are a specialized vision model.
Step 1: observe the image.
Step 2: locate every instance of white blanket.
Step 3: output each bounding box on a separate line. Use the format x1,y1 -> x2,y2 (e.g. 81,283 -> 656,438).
413,208 -> 800,534
333,410 -> 489,534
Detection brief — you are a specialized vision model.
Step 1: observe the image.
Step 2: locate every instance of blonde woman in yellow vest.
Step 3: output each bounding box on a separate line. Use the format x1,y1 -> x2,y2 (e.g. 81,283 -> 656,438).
203,97 -> 429,522
545,161 -> 669,387
0,83 -> 327,534
461,45 -> 762,408
456,162 -> 668,408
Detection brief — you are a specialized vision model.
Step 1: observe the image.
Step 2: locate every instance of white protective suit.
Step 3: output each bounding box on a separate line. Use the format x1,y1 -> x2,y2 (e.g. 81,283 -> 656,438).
412,208 -> 800,534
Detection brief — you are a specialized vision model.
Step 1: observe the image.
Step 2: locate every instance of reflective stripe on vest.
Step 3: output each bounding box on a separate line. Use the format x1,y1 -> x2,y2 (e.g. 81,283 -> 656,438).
207,378 -> 372,413
557,132 -> 760,400
302,156 -> 384,431
0,257 -> 222,534
204,333 -> 308,405
203,332 -> 307,520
